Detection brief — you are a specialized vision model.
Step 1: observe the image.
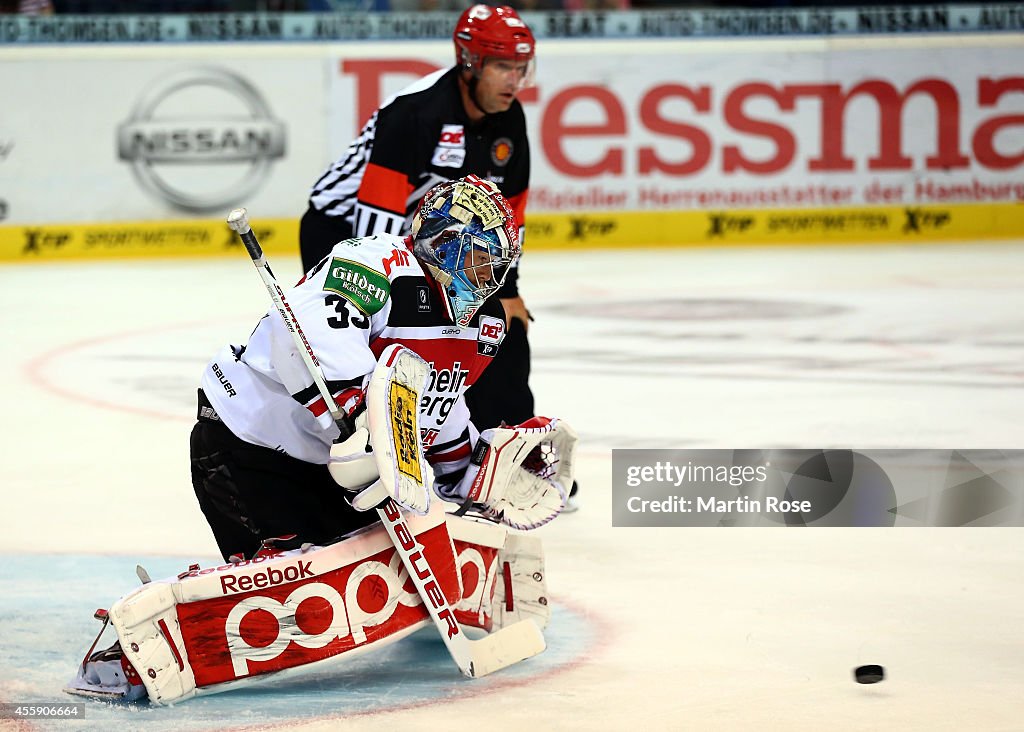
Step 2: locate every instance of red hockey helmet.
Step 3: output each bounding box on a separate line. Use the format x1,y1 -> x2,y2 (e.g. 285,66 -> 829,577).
453,5 -> 536,88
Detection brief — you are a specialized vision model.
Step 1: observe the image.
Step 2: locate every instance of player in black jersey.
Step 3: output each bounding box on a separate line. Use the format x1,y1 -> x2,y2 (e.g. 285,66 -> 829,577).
301,6 -> 578,505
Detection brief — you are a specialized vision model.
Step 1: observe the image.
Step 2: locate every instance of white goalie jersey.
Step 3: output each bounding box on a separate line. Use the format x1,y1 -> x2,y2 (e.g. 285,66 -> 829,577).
201,233 -> 507,481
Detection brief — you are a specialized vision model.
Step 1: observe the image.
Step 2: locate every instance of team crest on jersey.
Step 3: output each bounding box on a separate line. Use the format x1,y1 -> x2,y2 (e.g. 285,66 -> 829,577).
431,124 -> 466,168
323,258 -> 390,315
477,315 -> 505,357
491,138 -> 513,167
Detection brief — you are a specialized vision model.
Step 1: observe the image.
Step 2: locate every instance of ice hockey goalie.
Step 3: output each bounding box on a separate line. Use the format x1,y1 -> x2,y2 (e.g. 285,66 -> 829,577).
65,176 -> 578,703
65,344 -> 576,704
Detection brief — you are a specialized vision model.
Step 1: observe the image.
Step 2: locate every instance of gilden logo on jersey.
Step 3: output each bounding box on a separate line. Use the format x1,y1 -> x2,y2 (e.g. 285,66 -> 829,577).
174,522 -> 460,686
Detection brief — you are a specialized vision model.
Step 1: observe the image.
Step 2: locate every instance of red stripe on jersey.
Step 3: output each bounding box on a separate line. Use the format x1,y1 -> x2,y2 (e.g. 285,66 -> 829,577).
335,387 -> 365,416
307,396 -> 329,418
429,442 -> 471,463
306,387 -> 363,419
505,189 -> 528,229
370,337 -> 491,387
359,163 -> 413,215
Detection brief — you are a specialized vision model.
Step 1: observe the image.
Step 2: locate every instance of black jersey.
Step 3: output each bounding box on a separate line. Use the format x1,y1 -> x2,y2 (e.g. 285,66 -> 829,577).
309,66 -> 530,252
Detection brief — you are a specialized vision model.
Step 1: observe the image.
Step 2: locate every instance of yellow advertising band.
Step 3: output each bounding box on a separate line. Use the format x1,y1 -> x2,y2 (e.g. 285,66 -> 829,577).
2,202 -> 1022,263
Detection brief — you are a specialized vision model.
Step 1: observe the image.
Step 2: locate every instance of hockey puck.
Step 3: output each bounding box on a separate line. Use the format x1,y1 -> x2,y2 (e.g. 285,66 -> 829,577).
854,664 -> 885,684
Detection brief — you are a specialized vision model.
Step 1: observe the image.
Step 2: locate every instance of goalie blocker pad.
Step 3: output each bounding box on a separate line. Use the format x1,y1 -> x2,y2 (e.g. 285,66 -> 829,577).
65,511 -> 549,705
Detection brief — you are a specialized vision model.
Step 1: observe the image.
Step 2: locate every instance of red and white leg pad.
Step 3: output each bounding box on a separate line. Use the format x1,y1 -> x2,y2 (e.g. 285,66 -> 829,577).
67,505 -> 461,705
448,517 -> 550,634
493,533 -> 550,632
66,510 -> 549,705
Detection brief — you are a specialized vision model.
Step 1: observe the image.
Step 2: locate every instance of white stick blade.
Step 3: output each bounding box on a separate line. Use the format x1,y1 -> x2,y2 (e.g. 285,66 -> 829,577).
463,619 -> 546,678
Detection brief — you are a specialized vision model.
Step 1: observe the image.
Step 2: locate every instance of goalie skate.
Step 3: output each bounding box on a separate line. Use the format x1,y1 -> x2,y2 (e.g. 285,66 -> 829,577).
65,613 -> 147,702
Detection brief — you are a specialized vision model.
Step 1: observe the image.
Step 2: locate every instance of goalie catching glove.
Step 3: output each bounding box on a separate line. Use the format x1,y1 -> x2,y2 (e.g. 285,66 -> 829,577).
436,417 -> 578,530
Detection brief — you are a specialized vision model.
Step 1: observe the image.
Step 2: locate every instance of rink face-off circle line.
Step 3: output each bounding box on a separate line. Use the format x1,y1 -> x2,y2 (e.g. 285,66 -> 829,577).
23,319 -> 233,423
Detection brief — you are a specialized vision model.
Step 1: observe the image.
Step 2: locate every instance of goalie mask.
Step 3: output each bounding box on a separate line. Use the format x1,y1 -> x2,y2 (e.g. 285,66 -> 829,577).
412,175 -> 521,327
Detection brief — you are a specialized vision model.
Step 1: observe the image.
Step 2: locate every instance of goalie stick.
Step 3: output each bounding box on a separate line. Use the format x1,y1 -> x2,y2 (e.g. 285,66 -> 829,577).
226,208 -> 545,678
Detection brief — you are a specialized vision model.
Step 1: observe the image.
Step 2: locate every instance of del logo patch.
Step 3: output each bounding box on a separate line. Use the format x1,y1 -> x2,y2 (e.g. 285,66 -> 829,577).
477,315 -> 505,357
437,124 -> 465,147
323,258 -> 390,315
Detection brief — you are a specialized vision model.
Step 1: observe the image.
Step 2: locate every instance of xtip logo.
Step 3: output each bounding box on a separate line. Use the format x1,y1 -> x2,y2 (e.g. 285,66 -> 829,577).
706,213 -> 755,238
117,67 -> 286,213
903,207 -> 951,233
22,228 -> 72,254
568,216 -> 616,241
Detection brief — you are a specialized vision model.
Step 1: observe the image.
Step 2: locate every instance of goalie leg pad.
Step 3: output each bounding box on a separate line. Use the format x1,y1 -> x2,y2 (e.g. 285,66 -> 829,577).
447,514 -> 507,632
492,533 -> 550,632
444,514 -> 550,633
66,506 -> 462,705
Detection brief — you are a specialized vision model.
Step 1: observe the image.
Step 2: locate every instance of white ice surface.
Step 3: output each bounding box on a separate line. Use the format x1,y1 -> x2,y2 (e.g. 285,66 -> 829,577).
2,242 -> 1023,730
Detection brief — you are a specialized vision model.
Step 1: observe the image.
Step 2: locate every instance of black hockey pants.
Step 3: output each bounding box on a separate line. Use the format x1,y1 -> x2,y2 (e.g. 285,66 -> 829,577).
189,390 -> 377,561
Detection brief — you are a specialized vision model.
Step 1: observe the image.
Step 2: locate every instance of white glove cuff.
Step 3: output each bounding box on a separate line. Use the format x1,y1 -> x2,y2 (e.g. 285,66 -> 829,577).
328,412 -> 378,491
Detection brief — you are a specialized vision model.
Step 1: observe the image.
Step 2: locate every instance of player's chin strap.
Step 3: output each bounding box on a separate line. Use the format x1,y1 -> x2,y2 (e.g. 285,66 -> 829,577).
463,69 -> 491,119
442,417 -> 578,531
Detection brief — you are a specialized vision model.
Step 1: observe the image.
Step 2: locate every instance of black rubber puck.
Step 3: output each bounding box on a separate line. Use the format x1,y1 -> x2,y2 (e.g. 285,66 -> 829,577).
854,664 -> 885,684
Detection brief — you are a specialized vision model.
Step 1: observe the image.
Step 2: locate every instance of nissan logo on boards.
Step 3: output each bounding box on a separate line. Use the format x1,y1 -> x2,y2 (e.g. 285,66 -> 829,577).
117,67 -> 285,213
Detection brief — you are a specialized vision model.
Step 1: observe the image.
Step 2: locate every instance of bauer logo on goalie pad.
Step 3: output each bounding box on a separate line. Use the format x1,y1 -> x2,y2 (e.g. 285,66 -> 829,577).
389,382 -> 423,483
